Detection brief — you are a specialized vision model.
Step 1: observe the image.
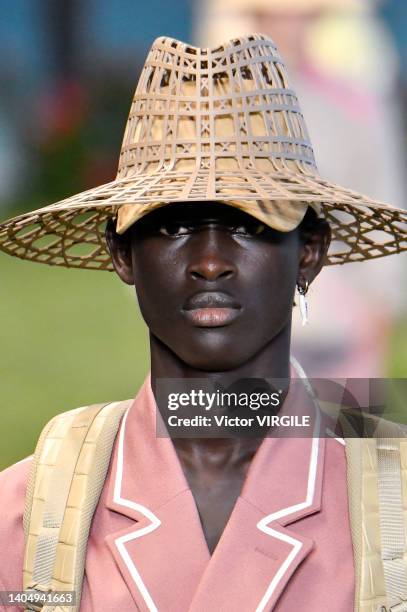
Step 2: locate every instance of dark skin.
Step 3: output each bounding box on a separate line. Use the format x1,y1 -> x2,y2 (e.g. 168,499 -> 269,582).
106,202 -> 331,553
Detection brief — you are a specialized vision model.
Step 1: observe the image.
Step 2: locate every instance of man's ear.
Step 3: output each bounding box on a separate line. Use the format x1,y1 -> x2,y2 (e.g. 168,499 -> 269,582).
105,218 -> 134,285
298,218 -> 331,287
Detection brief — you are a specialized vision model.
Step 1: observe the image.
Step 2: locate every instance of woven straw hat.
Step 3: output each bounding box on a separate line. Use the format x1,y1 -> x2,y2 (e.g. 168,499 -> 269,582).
0,34 -> 405,270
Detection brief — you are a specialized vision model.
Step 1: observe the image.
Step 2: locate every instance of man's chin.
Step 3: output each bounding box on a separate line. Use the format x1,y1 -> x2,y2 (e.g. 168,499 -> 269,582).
174,343 -> 255,373
150,326 -> 262,372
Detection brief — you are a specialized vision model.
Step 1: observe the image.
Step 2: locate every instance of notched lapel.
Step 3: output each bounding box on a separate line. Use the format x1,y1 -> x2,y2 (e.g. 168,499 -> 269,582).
100,375 -> 326,612
105,490 -> 210,612
102,390 -> 210,611
188,495 -> 316,612
189,436 -> 326,611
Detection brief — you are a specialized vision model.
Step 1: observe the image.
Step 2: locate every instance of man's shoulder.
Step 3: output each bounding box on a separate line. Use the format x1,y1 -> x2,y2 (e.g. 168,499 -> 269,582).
0,397 -> 130,489
0,454 -> 33,489
0,455 -> 33,515
0,456 -> 33,590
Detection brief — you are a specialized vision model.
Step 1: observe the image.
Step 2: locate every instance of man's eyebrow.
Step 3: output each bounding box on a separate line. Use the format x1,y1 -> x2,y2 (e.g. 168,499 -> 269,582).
144,216 -> 235,225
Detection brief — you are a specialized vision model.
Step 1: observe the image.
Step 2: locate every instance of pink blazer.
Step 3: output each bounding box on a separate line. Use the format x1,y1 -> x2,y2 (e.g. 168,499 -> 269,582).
0,374 -> 354,611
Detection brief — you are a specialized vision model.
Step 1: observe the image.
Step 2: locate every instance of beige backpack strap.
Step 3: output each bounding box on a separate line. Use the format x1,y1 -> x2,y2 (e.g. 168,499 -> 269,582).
376,437 -> 407,611
342,410 -> 407,612
23,399 -> 132,612
343,437 -> 364,612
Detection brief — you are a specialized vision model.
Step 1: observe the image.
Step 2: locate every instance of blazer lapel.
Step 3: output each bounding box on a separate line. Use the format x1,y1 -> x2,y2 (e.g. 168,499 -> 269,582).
189,379 -> 326,612
102,371 -> 327,612
103,379 -> 210,612
105,492 -> 210,612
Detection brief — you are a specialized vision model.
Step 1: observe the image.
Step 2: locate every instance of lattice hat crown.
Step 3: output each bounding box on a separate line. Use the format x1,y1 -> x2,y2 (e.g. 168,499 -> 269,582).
117,35 -> 316,180
0,34 -> 406,269
115,33 -> 322,235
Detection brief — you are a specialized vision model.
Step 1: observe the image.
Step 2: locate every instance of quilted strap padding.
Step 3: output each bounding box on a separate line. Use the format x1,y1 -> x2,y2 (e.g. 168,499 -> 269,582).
23,399 -> 132,611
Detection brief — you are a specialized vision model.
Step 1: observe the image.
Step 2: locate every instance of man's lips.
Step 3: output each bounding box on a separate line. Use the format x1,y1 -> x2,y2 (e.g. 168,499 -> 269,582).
183,292 -> 241,327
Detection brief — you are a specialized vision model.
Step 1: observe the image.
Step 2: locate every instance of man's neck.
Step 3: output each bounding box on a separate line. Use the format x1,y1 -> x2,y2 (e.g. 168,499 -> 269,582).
149,325 -> 292,458
149,325 -> 291,388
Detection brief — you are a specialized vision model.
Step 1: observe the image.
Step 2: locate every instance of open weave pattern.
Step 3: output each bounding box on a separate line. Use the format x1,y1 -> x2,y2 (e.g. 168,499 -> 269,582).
0,34 -> 406,270
1,198 -> 405,270
116,34 -> 317,177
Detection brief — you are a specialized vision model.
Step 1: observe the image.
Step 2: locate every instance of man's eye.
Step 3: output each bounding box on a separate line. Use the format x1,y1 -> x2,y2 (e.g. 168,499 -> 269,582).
233,222 -> 266,235
158,223 -> 191,236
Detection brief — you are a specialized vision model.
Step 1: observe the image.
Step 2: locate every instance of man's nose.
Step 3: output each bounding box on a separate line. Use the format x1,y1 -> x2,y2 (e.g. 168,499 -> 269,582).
186,230 -> 236,282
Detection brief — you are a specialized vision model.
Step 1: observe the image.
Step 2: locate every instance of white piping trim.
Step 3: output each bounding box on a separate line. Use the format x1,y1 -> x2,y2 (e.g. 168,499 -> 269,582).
326,427 -> 346,446
113,406 -> 161,612
255,356 -> 321,612
255,526 -> 303,612
113,358 -> 321,612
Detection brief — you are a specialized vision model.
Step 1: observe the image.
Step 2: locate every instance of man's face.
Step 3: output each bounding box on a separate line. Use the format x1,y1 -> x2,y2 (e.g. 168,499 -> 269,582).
107,202 -> 328,371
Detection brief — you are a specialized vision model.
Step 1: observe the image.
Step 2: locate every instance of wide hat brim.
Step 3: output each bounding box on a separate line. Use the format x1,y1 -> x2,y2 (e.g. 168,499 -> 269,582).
0,167 -> 406,270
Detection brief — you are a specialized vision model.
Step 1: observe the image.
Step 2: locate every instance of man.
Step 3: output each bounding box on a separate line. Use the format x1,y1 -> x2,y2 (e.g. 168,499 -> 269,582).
0,34 -> 406,611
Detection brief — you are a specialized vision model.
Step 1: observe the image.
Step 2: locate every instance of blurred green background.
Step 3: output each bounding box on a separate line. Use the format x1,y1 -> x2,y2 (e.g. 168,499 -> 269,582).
0,253 -> 150,469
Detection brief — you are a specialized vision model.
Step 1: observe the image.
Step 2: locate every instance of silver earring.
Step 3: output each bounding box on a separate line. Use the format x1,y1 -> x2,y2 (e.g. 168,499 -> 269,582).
297,280 -> 309,326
